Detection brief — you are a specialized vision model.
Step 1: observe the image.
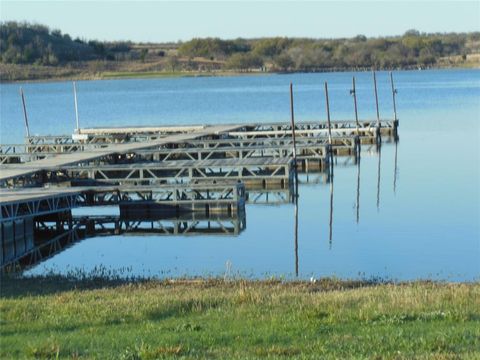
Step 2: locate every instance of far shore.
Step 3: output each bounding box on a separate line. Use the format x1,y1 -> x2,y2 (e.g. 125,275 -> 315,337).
1,62 -> 478,84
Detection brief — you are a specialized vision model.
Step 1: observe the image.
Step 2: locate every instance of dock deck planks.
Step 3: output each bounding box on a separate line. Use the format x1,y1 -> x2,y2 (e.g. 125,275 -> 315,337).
0,124 -> 243,182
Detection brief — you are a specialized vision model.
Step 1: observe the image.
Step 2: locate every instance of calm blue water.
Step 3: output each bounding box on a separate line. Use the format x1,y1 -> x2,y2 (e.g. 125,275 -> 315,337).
1,69 -> 479,281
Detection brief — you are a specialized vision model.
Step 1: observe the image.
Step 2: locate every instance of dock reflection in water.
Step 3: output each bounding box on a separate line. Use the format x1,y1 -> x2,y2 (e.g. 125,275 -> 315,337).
4,211 -> 246,271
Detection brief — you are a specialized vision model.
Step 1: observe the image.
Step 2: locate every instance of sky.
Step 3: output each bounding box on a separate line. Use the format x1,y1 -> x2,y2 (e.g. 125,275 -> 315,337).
1,1 -> 479,42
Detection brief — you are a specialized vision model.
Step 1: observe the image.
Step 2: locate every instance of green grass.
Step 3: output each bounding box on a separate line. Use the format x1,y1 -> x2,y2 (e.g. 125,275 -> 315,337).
1,276 -> 479,359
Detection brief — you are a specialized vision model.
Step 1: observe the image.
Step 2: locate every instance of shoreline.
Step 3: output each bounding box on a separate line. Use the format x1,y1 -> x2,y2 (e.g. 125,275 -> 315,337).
2,275 -> 478,294
1,64 -> 478,84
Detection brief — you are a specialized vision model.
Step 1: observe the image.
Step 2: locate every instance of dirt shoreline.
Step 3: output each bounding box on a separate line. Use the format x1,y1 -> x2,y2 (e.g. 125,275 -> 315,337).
1,63 -> 478,84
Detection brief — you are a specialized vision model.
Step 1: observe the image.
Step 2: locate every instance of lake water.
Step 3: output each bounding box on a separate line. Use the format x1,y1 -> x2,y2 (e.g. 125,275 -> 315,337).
1,69 -> 479,281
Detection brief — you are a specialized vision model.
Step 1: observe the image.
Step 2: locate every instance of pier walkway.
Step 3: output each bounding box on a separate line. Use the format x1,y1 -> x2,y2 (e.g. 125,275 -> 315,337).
0,124 -> 243,185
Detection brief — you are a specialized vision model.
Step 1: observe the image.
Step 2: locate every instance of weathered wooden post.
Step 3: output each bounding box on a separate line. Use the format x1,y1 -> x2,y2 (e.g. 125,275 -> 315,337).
289,82 -> 298,162
390,71 -> 398,121
390,71 -> 398,135
19,87 -> 30,138
73,81 -> 80,133
373,71 -> 381,142
324,82 -> 334,179
350,76 -> 361,162
350,76 -> 359,133
324,82 -> 333,145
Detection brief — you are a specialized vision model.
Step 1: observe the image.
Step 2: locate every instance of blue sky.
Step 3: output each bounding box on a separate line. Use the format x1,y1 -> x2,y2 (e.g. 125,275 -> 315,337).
1,1 -> 479,42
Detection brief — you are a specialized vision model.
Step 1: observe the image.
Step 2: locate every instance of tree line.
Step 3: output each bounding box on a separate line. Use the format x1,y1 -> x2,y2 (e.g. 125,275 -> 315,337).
0,21 -> 133,65
1,21 -> 478,71
180,31 -> 479,71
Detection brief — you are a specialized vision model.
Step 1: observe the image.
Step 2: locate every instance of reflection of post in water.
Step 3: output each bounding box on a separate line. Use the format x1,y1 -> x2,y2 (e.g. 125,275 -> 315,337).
294,189 -> 299,277
329,171 -> 334,249
393,138 -> 399,194
376,144 -> 382,211
327,144 -> 334,248
356,155 -> 361,224
390,71 -> 400,189
294,147 -> 299,276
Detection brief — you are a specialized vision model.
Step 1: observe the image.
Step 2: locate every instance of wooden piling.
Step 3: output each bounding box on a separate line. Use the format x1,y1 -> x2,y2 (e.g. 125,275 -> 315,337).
373,71 -> 380,125
324,82 -> 333,145
324,82 -> 334,179
73,82 -> 80,133
373,71 -> 381,142
390,72 -> 397,121
19,87 -> 30,138
351,76 -> 359,133
289,83 -> 298,162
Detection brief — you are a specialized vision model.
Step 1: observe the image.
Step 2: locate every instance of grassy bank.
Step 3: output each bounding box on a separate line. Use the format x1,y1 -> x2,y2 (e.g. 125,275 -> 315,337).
1,57 -> 479,83
1,277 -> 479,359
0,62 -> 262,83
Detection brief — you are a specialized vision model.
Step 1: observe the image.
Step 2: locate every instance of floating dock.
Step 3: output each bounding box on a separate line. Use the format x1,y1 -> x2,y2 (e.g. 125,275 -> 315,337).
0,119 -> 390,187
1,110 -> 398,271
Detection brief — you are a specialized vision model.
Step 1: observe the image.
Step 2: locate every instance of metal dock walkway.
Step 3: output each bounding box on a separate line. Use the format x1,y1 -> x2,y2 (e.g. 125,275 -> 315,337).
0,124 -> 244,185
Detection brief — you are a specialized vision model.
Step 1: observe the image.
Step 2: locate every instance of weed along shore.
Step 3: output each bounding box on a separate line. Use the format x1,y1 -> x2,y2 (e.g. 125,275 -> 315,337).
0,276 -> 479,359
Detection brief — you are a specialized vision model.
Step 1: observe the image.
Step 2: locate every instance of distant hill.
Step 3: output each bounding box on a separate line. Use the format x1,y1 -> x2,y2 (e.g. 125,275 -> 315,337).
0,21 -> 134,65
1,21 -> 479,81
